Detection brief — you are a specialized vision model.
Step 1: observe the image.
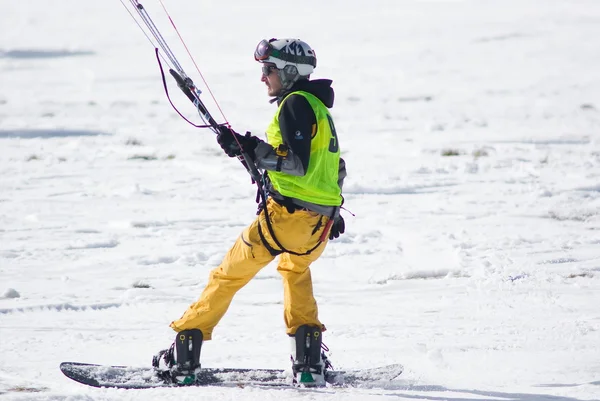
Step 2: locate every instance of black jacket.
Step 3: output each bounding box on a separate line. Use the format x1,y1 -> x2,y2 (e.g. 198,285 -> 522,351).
275,79 -> 335,173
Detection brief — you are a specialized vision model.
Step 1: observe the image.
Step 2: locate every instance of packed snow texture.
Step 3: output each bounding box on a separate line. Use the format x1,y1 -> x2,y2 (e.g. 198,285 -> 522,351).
1,0 -> 600,400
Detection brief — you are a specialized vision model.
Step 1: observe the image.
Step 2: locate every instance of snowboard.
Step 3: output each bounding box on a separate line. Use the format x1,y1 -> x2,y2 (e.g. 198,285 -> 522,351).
60,361 -> 403,389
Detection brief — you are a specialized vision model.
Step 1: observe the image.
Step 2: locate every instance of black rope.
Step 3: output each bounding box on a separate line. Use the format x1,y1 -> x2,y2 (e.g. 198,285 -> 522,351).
154,48 -> 212,129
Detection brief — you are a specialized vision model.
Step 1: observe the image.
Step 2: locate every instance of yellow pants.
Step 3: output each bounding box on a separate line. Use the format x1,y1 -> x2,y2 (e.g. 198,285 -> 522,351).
170,198 -> 329,340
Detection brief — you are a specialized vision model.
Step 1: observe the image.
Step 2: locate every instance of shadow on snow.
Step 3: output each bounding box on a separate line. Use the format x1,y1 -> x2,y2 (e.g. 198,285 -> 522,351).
0,129 -> 111,139
364,384 -> 594,401
0,49 -> 95,59
0,302 -> 121,315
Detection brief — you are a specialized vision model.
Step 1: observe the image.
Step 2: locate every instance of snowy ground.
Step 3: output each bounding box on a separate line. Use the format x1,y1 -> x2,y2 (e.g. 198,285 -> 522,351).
1,0 -> 600,400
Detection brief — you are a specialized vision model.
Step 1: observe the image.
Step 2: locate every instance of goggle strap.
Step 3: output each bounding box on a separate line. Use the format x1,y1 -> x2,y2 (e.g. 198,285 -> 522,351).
270,49 -> 316,67
254,39 -> 316,67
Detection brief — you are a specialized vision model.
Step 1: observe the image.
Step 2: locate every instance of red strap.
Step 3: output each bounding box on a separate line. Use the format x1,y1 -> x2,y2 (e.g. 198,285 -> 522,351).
319,219 -> 334,242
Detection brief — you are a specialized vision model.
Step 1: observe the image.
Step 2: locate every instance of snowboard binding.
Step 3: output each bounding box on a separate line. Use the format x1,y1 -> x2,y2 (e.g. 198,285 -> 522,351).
290,325 -> 333,387
152,329 -> 203,385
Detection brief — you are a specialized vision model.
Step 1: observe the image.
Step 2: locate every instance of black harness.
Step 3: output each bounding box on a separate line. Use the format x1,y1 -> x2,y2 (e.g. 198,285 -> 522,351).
254,184 -> 335,257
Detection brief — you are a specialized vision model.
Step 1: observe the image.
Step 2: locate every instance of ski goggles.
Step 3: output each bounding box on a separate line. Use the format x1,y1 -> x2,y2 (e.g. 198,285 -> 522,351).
254,39 -> 278,61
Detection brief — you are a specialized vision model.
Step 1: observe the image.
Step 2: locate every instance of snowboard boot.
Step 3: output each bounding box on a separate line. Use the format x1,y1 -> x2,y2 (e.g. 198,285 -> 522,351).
152,329 -> 203,385
290,325 -> 333,387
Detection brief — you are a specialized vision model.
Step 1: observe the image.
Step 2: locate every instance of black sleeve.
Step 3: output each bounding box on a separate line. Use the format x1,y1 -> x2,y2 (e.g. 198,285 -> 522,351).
278,94 -> 316,173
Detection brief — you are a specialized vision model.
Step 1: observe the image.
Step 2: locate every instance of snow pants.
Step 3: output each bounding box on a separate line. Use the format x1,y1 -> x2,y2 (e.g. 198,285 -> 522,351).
170,198 -> 329,340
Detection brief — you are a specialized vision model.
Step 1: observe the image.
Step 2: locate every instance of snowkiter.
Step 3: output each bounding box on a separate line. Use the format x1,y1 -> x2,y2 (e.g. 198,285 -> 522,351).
153,38 -> 347,387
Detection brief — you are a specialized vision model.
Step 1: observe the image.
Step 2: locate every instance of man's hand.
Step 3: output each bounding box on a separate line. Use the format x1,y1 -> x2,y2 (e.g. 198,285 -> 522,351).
329,216 -> 345,240
216,126 -> 259,159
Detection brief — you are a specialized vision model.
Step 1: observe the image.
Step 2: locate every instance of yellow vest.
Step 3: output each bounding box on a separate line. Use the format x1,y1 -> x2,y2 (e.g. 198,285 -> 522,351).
265,91 -> 342,206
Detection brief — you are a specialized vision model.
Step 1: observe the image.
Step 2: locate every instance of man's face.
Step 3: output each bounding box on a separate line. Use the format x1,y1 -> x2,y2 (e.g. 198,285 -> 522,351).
261,63 -> 282,97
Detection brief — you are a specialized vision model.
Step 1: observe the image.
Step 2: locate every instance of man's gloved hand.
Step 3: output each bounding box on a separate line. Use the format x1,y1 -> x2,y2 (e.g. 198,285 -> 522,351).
329,216 -> 345,240
216,125 -> 260,159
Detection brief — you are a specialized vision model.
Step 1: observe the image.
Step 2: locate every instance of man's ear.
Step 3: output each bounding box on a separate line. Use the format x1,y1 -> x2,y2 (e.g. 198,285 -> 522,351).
283,65 -> 298,75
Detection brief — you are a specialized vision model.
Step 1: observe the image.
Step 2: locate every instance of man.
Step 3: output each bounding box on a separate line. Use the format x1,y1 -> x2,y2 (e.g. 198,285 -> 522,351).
153,38 -> 346,387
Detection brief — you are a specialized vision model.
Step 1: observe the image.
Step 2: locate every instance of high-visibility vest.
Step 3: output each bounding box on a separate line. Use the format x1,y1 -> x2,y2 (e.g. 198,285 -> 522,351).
265,90 -> 342,206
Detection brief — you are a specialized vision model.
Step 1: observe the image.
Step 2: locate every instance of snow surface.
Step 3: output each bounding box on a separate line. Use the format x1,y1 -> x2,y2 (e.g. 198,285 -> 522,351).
1,0 -> 600,400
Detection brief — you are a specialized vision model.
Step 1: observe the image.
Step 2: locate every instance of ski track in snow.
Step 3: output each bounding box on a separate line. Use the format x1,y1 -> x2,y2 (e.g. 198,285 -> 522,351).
1,0 -> 600,400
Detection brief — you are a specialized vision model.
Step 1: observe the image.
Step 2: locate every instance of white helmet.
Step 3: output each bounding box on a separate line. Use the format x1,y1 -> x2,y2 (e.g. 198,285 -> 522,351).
254,38 -> 317,89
